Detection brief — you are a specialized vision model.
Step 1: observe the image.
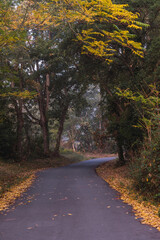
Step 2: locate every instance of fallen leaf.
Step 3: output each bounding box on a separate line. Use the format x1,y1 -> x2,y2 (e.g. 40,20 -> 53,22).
97,161 -> 160,231
5,218 -> 16,221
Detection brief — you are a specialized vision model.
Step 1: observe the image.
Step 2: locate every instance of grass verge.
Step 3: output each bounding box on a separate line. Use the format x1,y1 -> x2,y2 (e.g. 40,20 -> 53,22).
0,150 -> 86,212
96,159 -> 160,231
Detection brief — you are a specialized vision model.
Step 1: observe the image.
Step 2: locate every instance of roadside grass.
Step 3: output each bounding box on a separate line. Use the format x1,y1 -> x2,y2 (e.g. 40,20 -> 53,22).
60,148 -> 87,162
96,159 -> 160,231
0,150 -> 86,211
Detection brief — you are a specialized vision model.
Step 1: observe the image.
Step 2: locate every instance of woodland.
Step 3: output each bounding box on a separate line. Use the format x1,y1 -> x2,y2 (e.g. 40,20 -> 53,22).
0,0 -> 160,202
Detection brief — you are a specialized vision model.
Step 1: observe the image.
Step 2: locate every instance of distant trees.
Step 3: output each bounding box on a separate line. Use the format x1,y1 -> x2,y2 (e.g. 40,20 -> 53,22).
62,85 -> 117,153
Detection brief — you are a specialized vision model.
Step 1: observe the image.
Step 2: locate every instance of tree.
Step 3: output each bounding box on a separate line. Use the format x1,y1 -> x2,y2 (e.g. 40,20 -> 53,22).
117,84 -> 160,201
45,0 -> 147,163
82,0 -> 160,164
51,52 -> 90,156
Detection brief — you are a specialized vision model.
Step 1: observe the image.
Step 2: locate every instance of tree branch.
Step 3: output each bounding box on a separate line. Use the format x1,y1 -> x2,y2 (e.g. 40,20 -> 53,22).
24,105 -> 40,124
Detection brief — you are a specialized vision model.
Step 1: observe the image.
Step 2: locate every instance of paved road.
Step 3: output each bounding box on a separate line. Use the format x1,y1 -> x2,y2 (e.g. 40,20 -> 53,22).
0,157 -> 160,240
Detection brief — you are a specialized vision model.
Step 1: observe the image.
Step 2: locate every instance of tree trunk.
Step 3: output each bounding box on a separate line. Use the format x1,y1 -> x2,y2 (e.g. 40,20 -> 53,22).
24,123 -> 31,160
72,142 -> 76,152
116,136 -> 125,165
38,94 -> 50,156
35,73 -> 50,156
41,119 -> 49,156
53,104 -> 69,156
15,99 -> 24,161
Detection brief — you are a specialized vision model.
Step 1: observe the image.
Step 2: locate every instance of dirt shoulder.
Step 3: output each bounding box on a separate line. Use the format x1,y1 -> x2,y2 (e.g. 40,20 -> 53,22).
82,152 -> 117,159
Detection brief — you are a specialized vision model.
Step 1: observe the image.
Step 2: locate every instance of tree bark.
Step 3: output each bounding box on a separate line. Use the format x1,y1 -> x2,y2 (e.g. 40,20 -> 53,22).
24,122 -> 31,160
39,98 -> 50,156
116,136 -> 125,165
72,142 -> 76,152
37,74 -> 50,156
14,99 -> 24,161
53,104 -> 69,156
41,119 -> 49,156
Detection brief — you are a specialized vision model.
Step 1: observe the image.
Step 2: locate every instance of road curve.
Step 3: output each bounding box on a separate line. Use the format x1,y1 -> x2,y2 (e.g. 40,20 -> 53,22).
0,157 -> 160,240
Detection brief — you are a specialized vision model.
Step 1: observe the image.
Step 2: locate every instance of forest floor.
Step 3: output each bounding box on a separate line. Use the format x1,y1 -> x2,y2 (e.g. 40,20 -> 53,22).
96,159 -> 160,231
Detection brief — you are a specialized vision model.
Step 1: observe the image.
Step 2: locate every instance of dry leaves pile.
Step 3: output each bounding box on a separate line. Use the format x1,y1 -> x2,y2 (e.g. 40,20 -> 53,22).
96,160 -> 160,231
0,173 -> 36,212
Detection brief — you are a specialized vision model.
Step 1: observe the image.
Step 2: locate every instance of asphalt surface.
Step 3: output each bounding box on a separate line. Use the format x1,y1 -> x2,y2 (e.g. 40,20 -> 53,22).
0,157 -> 160,240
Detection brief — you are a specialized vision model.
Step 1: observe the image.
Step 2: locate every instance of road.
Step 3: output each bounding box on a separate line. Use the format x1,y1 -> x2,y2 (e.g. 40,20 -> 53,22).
0,157 -> 160,240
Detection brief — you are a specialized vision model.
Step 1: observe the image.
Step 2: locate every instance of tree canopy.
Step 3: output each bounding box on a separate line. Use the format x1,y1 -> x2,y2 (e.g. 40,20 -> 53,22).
48,0 -> 145,62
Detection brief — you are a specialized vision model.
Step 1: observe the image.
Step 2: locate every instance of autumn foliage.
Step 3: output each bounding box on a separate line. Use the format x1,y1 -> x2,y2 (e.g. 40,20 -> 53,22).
50,0 -> 144,62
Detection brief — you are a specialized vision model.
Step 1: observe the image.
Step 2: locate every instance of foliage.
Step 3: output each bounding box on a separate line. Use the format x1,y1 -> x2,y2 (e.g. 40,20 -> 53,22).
50,0 -> 145,62
0,0 -> 56,51
0,98 -> 16,159
130,131 -> 160,203
0,0 -> 145,161
90,0 -> 160,165
107,0 -> 160,197
0,0 -> 24,50
116,85 -> 160,141
0,0 -> 56,99
116,84 -> 160,202
0,119 -> 15,159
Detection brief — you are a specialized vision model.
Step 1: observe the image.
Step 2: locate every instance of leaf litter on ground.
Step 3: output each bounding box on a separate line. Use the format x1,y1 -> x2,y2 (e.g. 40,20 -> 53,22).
0,152 -> 86,213
96,160 -> 160,231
